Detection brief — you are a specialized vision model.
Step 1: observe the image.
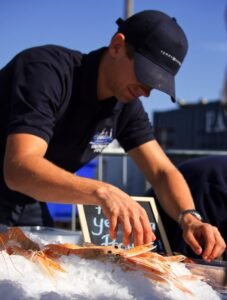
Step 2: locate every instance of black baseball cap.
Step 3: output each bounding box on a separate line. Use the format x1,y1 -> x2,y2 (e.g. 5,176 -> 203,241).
116,10 -> 188,102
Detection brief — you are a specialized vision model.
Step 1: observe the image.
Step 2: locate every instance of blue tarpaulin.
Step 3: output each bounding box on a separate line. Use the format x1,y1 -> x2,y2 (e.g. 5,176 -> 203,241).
47,160 -> 97,221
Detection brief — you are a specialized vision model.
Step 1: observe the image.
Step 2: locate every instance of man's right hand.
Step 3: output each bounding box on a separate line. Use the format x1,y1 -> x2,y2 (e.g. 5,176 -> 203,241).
95,184 -> 156,246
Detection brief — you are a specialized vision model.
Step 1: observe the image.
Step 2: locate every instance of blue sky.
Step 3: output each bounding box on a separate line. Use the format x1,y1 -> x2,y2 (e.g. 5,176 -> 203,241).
1,0 -> 226,119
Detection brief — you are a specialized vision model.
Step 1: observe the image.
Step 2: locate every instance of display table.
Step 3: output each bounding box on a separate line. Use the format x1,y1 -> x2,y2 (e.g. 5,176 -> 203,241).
20,225 -> 83,244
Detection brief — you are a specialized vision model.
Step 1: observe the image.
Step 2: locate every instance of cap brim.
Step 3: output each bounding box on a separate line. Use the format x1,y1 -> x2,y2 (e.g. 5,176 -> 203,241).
134,52 -> 176,102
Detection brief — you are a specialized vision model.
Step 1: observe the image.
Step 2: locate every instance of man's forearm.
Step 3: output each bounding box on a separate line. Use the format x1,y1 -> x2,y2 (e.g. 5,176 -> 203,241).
151,168 -> 196,222
4,155 -> 106,205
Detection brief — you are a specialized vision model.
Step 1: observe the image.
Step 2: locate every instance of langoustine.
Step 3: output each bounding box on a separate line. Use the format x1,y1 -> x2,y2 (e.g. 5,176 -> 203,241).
0,227 -> 199,297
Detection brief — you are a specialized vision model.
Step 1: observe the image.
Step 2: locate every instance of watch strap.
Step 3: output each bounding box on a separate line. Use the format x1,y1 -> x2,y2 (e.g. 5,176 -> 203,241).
178,209 -> 203,225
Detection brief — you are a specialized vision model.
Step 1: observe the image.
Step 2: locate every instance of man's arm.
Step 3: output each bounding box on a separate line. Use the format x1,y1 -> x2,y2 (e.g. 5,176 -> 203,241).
128,140 -> 226,260
3,133 -> 154,246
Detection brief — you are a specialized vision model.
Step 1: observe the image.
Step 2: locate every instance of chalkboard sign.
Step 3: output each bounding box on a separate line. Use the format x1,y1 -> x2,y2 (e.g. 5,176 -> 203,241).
78,197 -> 172,254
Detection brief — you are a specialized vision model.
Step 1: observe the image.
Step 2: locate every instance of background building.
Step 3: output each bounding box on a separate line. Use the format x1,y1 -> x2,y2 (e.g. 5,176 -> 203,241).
153,100 -> 227,151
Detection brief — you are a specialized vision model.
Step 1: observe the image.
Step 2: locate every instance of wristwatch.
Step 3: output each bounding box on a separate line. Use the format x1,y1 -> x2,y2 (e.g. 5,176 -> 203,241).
178,209 -> 203,225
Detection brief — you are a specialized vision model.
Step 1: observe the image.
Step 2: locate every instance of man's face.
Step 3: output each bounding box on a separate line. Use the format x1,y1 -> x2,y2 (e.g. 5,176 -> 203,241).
114,54 -> 151,103
106,34 -> 151,103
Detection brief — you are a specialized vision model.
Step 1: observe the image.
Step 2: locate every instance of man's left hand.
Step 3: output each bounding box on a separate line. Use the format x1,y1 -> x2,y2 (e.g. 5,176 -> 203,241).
182,221 -> 226,261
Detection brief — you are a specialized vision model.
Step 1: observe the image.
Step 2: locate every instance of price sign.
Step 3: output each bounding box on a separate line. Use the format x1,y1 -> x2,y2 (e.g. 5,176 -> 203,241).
78,197 -> 172,254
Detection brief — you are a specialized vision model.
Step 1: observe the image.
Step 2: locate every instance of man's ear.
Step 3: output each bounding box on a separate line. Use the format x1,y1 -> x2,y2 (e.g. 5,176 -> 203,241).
109,33 -> 126,56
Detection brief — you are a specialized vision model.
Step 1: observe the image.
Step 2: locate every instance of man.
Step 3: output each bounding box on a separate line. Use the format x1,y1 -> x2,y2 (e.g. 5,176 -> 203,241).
0,10 -> 225,260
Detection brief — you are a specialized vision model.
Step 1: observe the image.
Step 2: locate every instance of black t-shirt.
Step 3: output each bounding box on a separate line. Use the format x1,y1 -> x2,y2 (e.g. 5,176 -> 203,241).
0,45 -> 154,209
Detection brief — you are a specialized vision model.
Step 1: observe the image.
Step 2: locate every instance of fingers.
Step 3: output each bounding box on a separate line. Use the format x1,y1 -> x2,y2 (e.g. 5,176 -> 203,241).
129,208 -> 154,246
129,215 -> 143,246
109,213 -> 134,246
138,208 -> 156,244
202,226 -> 226,261
183,230 -> 202,255
108,203 -> 155,246
98,185 -> 155,247
109,212 -> 118,241
125,205 -> 155,246
120,215 -> 132,246
184,223 -> 226,261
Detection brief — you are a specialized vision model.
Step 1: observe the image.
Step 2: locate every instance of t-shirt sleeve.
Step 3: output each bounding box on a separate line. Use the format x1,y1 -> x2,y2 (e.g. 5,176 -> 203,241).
116,99 -> 154,152
7,55 -> 64,143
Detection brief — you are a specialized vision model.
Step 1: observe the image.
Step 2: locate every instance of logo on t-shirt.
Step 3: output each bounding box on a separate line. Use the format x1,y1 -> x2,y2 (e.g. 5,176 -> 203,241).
90,128 -> 113,153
